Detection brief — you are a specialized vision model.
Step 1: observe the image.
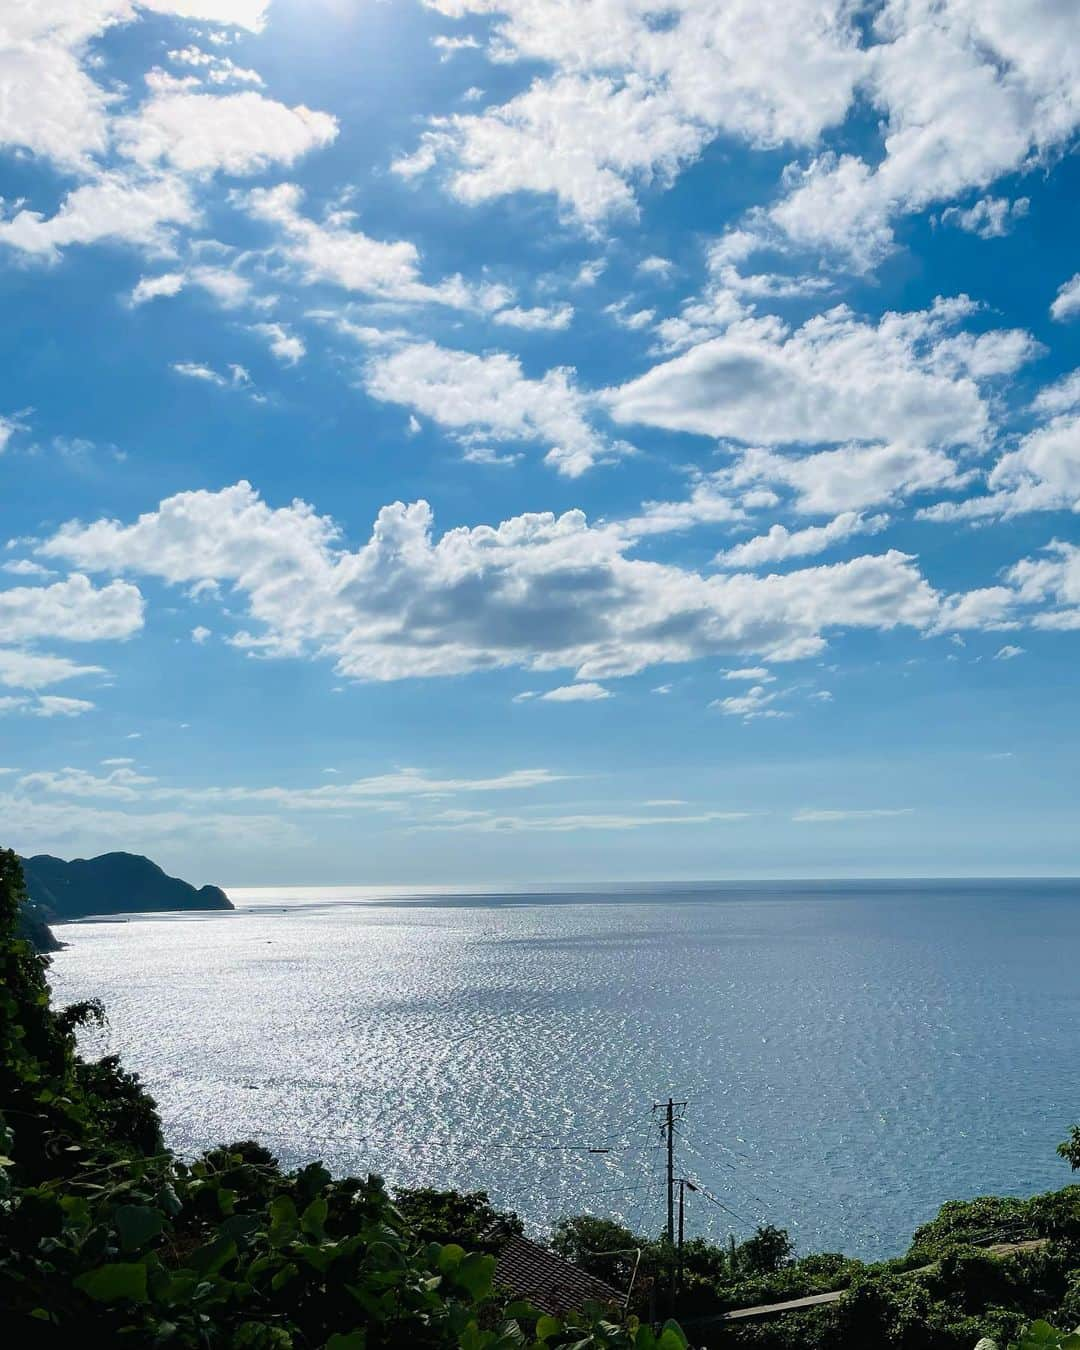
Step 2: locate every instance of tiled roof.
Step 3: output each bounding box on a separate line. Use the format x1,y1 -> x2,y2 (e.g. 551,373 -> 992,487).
493,1233 -> 623,1317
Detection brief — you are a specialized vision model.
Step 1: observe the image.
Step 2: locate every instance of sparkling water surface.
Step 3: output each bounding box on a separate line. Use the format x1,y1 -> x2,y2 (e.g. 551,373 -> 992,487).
47,880 -> 1080,1261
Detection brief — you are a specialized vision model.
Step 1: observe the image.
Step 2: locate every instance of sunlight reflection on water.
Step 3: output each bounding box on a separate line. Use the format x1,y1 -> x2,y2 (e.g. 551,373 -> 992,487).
47,880 -> 1080,1259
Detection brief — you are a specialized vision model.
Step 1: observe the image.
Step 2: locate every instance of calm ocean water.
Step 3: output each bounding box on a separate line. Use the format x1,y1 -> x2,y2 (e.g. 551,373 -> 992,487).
47,880 -> 1080,1261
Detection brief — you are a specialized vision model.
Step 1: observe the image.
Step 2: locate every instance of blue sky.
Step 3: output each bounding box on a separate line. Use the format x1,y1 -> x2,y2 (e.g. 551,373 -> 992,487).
2,0 -> 1079,885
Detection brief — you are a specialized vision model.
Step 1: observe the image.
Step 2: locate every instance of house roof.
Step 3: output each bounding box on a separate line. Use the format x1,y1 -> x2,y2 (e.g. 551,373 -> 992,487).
493,1233 -> 623,1317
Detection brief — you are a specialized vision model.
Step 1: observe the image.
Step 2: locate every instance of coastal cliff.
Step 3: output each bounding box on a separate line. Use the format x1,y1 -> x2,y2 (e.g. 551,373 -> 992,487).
18,851 -> 232,944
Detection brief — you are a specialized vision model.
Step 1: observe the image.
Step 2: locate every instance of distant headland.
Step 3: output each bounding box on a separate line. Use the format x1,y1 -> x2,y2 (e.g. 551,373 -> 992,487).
17,851 -> 232,949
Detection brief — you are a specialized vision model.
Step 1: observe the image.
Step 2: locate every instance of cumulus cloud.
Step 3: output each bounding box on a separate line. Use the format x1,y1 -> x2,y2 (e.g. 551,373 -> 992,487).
941,195 -> 1029,238
608,300 -> 1010,451
538,682 -> 611,701
402,0 -> 865,225
243,183 -> 509,311
709,683 -> 787,720
714,512 -> 890,567
1003,541 -> 1080,630
364,341 -> 624,476
919,411 -> 1080,521
38,480 -> 952,685
0,574 -> 143,643
130,264 -> 252,308
769,1 -> 1080,266
0,173 -> 197,261
115,88 -> 337,176
31,695 -> 96,718
492,303 -> 574,331
250,322 -> 306,364
0,649 -> 105,691
1051,274 -> 1080,323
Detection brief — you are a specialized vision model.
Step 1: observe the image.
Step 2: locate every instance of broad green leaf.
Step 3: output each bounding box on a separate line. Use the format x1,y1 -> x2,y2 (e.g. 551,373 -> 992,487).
114,1203 -> 164,1253
190,1235 -> 238,1276
438,1243 -> 467,1273
536,1314 -> 562,1341
657,1325 -> 688,1350
268,1195 -> 298,1248
73,1261 -> 148,1304
455,1252 -> 495,1301
300,1195 -> 328,1239
326,1333 -> 367,1350
271,1261 -> 299,1292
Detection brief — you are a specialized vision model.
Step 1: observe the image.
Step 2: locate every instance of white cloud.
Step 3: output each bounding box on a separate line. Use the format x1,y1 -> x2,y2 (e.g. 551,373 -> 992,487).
994,644 -> 1024,660
172,361 -> 252,389
1,559 -> 54,577
144,2 -> 268,31
0,573 -> 143,642
538,682 -> 611,702
19,763 -> 570,813
1051,274 -> 1080,323
770,1 -> 1080,266
0,0 -> 120,171
1003,541 -> 1080,630
0,173 -> 197,261
0,415 -> 21,454
637,255 -> 674,278
1032,370 -> 1080,417
617,480 -> 744,538
38,480 -> 950,685
403,0 -> 865,226
414,808 -> 752,833
919,411 -> 1080,522
244,183 -> 508,310
115,88 -> 337,176
709,683 -> 787,720
793,807 -> 914,822
166,46 -> 265,86
432,34 -> 481,59
251,322 -> 306,364
130,271 -> 186,304
0,649 -> 104,691
608,301 -> 1006,452
723,667 -> 772,681
31,695 -> 96,718
606,302 -> 656,330
941,195 -> 1029,238
364,341 -> 624,477
493,303 -> 574,331
574,259 -> 606,287
720,443 -> 970,515
191,625 -> 211,644
130,264 -> 251,308
714,512 -> 890,567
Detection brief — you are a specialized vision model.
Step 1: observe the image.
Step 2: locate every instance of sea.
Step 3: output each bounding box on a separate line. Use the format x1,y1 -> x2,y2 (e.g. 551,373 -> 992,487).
46,879 -> 1080,1262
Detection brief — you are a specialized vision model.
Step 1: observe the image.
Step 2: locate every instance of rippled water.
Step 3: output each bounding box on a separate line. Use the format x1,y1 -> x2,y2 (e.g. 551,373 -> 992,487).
47,880 -> 1080,1260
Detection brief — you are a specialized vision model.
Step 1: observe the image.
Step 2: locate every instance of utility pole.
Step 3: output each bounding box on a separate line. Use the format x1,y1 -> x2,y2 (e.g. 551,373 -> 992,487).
653,1098 -> 686,1245
653,1097 -> 687,1315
